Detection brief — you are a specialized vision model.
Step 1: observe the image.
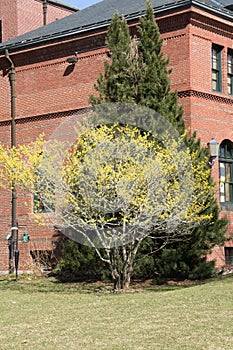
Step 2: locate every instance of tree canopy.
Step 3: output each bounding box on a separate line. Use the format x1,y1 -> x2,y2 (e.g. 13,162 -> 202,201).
0,109 -> 214,289
90,0 -> 184,133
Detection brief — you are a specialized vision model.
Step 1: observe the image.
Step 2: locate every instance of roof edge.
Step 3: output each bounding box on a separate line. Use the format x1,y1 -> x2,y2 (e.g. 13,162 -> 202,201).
0,0 -> 192,53
191,0 -> 233,19
0,0 -> 233,54
47,0 -> 79,11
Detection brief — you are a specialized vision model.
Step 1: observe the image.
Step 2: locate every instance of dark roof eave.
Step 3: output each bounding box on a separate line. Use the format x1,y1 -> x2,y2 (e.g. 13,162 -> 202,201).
192,0 -> 233,20
0,0 -> 233,55
0,22 -> 111,54
0,0 -> 192,54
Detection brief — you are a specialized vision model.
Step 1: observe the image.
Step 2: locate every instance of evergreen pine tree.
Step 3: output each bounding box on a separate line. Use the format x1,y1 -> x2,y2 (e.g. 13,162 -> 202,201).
90,1 -> 184,133
89,12 -> 133,104
136,1 -> 184,132
89,0 -> 227,280
149,134 -> 227,280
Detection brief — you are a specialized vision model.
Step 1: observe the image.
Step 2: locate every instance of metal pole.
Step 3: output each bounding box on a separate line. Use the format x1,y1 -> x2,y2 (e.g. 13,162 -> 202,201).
5,50 -> 17,276
15,226 -> 19,281
43,0 -> 48,26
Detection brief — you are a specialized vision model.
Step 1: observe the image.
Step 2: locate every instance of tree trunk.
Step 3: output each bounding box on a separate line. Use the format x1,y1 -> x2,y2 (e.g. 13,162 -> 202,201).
110,260 -> 133,291
107,240 -> 142,291
112,269 -> 131,291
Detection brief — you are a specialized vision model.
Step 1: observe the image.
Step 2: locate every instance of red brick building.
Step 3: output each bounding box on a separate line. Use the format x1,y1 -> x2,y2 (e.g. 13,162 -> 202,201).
0,0 -> 233,273
0,0 -> 78,43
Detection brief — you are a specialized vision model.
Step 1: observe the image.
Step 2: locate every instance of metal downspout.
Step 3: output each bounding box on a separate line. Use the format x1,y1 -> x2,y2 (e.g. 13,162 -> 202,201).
5,49 -> 19,280
43,0 -> 48,26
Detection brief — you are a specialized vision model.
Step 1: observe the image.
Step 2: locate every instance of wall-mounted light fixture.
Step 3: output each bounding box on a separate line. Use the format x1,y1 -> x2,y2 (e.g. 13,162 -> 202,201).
207,138 -> 219,167
66,51 -> 78,65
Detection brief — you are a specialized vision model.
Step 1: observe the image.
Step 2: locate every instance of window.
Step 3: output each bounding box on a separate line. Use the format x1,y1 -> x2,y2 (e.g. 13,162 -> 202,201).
227,50 -> 233,95
212,45 -> 222,92
33,155 -> 55,213
33,185 -> 55,213
225,247 -> 233,266
34,194 -> 50,213
219,140 -> 233,203
33,174 -> 55,213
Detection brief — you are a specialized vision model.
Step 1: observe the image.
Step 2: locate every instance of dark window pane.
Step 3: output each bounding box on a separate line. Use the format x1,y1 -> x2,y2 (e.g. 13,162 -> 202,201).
226,163 -> 231,180
212,48 -> 217,69
227,77 -> 232,94
212,45 -> 222,92
227,53 -> 233,74
225,248 -> 233,265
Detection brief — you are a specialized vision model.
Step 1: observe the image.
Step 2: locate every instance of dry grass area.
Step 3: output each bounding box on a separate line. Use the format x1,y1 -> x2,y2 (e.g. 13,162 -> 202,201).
0,275 -> 232,349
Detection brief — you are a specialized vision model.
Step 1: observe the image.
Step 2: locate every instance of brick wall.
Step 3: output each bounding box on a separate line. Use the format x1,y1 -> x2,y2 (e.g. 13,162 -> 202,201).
0,0 -> 76,42
17,0 -> 76,37
0,0 -> 18,42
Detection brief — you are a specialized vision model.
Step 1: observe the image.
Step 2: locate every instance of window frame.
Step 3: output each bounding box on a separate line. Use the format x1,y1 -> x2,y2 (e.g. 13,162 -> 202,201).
33,170 -> 55,214
227,49 -> 233,95
212,45 -> 222,92
33,193 -> 52,213
219,140 -> 233,205
0,21 -> 2,43
225,247 -> 233,266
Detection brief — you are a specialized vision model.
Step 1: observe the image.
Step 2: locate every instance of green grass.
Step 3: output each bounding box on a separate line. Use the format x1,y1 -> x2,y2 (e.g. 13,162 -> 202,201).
0,275 -> 232,350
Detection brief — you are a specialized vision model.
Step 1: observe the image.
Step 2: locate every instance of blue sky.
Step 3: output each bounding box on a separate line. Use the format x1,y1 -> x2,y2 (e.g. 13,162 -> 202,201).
64,0 -> 102,10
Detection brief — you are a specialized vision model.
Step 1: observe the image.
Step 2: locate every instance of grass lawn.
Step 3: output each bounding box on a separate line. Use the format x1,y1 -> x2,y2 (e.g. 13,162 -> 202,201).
0,275 -> 232,350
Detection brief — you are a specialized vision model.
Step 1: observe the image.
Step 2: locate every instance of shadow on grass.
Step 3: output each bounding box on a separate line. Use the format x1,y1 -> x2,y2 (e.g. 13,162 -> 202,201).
0,273 -> 232,294
0,275 -> 113,294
